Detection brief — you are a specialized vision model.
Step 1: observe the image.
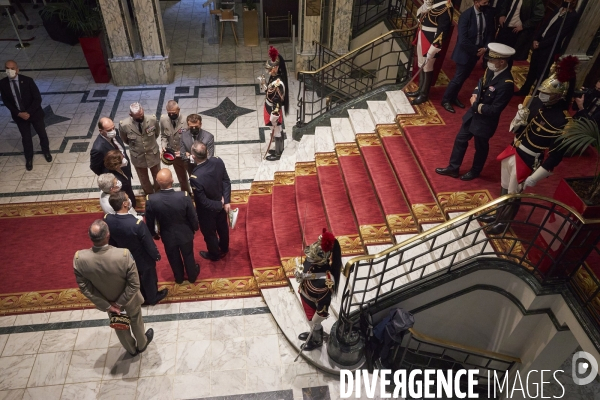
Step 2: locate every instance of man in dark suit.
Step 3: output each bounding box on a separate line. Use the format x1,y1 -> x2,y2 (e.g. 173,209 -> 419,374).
90,117 -> 131,176
441,0 -> 495,113
436,43 -> 515,181
0,60 -> 52,171
515,0 -> 580,96
180,114 -> 215,173
105,191 -> 168,305
145,168 -> 200,284
189,142 -> 231,262
496,0 -> 545,60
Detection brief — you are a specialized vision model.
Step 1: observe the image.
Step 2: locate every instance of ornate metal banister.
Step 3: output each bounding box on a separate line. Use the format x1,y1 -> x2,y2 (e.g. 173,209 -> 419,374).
295,0 -> 419,127
333,194 -> 600,347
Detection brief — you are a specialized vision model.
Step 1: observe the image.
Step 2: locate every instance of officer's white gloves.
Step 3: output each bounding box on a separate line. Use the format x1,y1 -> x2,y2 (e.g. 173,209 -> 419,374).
426,45 -> 441,60
522,167 -> 552,190
510,104 -> 530,132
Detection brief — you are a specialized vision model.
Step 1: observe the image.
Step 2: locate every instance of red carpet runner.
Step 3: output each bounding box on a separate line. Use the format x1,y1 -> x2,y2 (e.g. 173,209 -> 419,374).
0,194 -> 256,315
295,162 -> 329,246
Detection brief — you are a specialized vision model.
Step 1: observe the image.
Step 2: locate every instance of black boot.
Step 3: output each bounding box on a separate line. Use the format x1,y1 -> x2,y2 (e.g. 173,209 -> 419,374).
302,325 -> 323,351
411,71 -> 433,105
406,70 -> 424,97
485,199 -> 521,235
479,188 -> 509,223
298,332 -> 309,341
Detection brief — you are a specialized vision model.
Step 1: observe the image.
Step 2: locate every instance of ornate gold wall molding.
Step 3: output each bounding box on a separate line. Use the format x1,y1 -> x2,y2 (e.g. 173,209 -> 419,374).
437,190 -> 493,213
250,181 -> 274,196
274,172 -> 296,186
0,277 -> 260,315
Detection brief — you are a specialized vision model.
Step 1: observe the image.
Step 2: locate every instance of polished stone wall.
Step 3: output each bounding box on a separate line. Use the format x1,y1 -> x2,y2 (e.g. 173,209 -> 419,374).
331,0 -> 353,54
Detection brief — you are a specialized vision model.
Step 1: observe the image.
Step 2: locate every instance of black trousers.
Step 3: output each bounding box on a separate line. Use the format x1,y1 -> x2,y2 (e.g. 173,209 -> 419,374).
138,265 -> 159,304
442,57 -> 478,103
448,120 -> 491,174
495,27 -> 519,49
198,209 -> 229,258
15,115 -> 50,161
164,240 -> 198,282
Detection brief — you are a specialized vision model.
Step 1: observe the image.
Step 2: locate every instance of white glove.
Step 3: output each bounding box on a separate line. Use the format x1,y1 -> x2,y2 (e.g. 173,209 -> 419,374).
257,74 -> 267,92
426,46 -> 441,60
294,264 -> 304,283
270,112 -> 280,125
522,167 -> 552,190
510,104 -> 530,132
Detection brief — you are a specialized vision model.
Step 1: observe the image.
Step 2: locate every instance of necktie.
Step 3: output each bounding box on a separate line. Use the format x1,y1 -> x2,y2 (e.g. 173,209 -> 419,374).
12,80 -> 23,111
111,138 -> 118,149
477,12 -> 484,46
172,120 -> 176,128
505,0 -> 519,27
138,122 -> 143,133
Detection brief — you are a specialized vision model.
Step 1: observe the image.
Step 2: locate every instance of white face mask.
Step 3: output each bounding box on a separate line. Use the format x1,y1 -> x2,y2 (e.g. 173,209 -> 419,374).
106,129 -> 117,138
539,93 -> 552,103
487,62 -> 498,72
5,69 -> 17,79
115,180 -> 123,189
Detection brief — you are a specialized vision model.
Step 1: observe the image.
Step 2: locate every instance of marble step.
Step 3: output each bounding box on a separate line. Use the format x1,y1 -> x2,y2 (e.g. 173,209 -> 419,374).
296,134 -> 316,162
386,89 -> 416,115
254,138 -> 296,181
314,126 -> 335,153
348,109 -> 376,135
367,101 -> 396,125
330,118 -> 355,143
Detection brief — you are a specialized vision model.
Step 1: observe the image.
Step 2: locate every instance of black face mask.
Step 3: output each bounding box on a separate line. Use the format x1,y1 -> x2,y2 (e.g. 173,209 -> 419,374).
189,126 -> 200,135
168,113 -> 178,120
479,5 -> 489,12
562,1 -> 571,8
134,117 -> 144,123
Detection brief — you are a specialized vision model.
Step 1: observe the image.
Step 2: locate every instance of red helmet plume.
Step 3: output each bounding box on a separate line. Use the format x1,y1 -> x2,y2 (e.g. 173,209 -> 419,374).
320,228 -> 335,253
268,46 -> 279,63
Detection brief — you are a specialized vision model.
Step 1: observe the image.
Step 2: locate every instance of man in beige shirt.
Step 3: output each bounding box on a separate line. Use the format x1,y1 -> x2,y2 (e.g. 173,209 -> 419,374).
120,102 -> 161,195
159,100 -> 190,193
73,219 -> 154,356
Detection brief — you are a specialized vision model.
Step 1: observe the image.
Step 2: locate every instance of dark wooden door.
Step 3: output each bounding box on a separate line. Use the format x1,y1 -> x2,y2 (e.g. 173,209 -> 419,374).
263,0 -> 299,38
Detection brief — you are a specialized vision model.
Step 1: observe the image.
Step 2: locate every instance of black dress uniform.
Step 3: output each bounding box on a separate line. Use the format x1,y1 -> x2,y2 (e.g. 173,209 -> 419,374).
105,213 -> 163,304
444,66 -> 514,178
189,157 -> 231,260
145,189 -> 200,284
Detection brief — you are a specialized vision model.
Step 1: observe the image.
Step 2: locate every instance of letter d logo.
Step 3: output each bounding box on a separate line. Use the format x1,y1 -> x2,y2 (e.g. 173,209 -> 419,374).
572,351 -> 599,386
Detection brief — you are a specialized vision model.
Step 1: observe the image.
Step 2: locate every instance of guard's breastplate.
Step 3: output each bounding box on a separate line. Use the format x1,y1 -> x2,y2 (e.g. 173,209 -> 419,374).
266,76 -> 285,108
516,106 -> 569,153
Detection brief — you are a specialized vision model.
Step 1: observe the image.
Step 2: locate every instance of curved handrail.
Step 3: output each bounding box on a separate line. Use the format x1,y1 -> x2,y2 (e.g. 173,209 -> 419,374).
296,27 -> 417,79
343,193 -> 600,277
408,328 -> 522,364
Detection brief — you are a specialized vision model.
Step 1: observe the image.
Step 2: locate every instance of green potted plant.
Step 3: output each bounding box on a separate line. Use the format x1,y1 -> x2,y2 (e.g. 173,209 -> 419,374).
41,0 -> 110,83
554,117 -> 600,217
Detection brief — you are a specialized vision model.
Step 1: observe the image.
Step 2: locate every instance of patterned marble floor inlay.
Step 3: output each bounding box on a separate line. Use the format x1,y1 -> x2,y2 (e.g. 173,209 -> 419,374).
200,96 -> 257,128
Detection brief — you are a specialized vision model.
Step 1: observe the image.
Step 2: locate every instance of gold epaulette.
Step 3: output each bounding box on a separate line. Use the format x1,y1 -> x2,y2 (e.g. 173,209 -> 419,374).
433,32 -> 443,45
190,175 -> 197,178
123,249 -> 128,257
103,214 -> 108,219
564,110 -> 572,118
184,191 -> 188,196
146,195 -> 149,201
136,219 -> 142,224
505,80 -> 514,83
75,251 -> 79,259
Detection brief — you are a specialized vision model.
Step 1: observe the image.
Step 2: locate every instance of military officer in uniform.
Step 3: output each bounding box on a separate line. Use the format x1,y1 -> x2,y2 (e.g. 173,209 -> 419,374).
159,100 -> 190,193
258,46 -> 289,161
189,142 -> 231,262
74,220 -> 154,356
105,191 -> 168,305
180,114 -> 215,173
295,228 -> 342,351
406,0 -> 453,105
436,43 -> 515,181
145,169 -> 200,284
481,56 -> 578,234
119,102 -> 161,195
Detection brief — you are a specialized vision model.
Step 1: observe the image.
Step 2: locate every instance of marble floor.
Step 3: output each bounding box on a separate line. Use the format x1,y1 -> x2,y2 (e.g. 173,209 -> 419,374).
0,0 -> 298,204
0,297 -> 348,400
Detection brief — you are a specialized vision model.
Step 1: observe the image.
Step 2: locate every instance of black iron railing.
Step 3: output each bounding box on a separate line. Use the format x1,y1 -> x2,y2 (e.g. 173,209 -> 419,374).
296,27 -> 415,127
352,0 -> 421,35
334,195 -> 600,342
571,242 -> 600,325
388,328 -> 520,397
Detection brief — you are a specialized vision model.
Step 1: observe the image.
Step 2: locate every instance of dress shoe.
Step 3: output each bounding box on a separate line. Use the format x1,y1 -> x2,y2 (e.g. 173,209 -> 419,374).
44,153 -> 53,162
410,94 -> 428,105
485,222 -> 508,235
137,328 -> 154,353
441,101 -> 455,113
151,289 -> 168,305
199,251 -> 220,261
405,90 -> 420,97
268,149 -> 277,155
478,214 -> 497,224
460,170 -> 479,181
25,159 -> 33,171
188,264 -> 200,283
435,167 -> 459,178
175,278 -> 184,285
266,154 -> 281,161
452,98 -> 465,109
